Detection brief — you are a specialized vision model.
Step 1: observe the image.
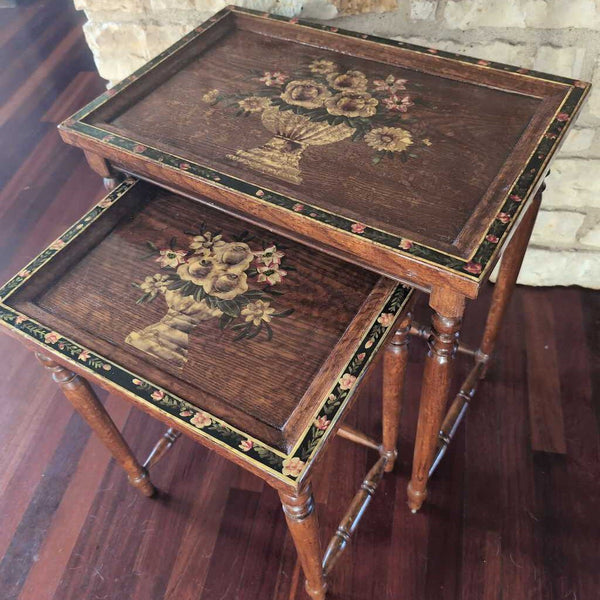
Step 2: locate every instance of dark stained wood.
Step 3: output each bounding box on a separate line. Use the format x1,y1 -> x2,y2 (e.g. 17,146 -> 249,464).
58,6 -> 590,299
1,3 -> 599,600
36,353 -> 156,497
522,289 -> 567,454
382,307 -> 412,471
407,288 -> 465,512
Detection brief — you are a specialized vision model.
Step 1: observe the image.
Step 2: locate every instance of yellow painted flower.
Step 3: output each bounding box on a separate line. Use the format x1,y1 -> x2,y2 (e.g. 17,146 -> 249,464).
202,89 -> 219,103
190,231 -> 225,253
139,273 -> 170,298
238,96 -> 272,113
327,70 -> 368,92
191,411 -> 212,428
212,242 -> 254,272
280,79 -> 331,108
364,127 -> 413,152
241,300 -> 276,326
325,91 -> 378,118
309,59 -> 337,75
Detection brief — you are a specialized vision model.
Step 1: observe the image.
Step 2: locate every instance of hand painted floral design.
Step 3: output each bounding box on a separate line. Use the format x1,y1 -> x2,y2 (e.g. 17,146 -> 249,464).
280,80 -> 331,108
202,57 -> 432,183
127,227 -> 295,367
191,411 -> 212,429
282,457 -> 305,477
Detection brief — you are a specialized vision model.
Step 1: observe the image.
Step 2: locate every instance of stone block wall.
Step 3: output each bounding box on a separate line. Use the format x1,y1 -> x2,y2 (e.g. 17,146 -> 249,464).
74,0 -> 600,287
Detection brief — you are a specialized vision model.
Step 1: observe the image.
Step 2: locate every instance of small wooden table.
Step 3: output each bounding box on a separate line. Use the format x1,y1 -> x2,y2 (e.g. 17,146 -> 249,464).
58,6 -> 589,512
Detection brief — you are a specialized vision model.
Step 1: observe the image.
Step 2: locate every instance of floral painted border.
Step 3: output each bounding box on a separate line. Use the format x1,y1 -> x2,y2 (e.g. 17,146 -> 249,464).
0,178 -> 413,485
58,6 -> 591,284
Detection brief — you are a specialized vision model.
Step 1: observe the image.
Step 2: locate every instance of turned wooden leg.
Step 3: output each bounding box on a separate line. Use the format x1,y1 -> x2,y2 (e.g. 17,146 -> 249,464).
407,290 -> 465,513
478,187 -> 544,370
279,483 -> 327,600
381,310 -> 412,472
36,353 -> 155,497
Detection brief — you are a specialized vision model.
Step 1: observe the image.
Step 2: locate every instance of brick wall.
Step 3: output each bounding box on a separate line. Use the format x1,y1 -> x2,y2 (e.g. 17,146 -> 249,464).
74,0 -> 600,288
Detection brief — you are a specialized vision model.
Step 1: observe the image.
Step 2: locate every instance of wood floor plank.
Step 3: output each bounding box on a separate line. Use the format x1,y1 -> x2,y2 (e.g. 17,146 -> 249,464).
522,289 -> 567,454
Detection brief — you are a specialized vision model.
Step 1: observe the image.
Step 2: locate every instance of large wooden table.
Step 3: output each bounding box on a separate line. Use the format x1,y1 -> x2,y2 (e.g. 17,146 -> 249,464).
58,5 -> 590,512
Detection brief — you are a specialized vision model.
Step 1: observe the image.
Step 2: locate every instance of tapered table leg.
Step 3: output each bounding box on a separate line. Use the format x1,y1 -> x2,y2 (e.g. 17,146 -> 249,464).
381,310 -> 412,472
36,353 -> 155,497
279,483 -> 327,600
478,187 -> 544,368
407,289 -> 465,512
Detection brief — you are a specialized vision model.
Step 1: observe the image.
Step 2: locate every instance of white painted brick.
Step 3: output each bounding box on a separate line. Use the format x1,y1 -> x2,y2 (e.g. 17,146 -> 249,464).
75,0 -> 147,11
410,0 -> 436,20
300,0 -> 339,19
534,46 -> 586,79
398,37 -> 533,69
542,0 -> 600,29
579,221 -> 600,248
561,128 -> 596,155
530,210 -> 585,246
516,247 -> 600,287
444,0 -> 545,29
543,159 -> 600,209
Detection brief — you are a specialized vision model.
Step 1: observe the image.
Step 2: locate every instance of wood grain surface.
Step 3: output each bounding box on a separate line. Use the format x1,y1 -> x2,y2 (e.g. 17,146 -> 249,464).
1,2 -> 598,600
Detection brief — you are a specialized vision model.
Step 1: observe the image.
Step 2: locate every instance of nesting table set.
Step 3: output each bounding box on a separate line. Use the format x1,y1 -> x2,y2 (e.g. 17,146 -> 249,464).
0,7 -> 589,599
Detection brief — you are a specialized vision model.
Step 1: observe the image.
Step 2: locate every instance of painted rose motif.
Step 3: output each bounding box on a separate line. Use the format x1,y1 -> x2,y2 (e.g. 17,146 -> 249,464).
282,457 -> 305,477
325,91 -> 378,118
239,439 -> 254,452
280,80 -> 331,108
191,411 -> 212,428
204,57 -> 432,183
327,70 -> 368,92
339,373 -> 357,390
127,230 -> 295,367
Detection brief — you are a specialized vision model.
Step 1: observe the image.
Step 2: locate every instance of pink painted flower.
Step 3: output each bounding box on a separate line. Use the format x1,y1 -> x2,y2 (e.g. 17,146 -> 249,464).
292,203 -> 304,212
102,134 -> 115,142
517,68 -> 529,74
282,456 -> 305,477
509,194 -> 522,202
58,343 -> 65,350
18,269 -> 30,278
329,27 -> 338,32
557,112 -> 570,122
191,411 -> 211,428
255,189 -> 265,197
133,144 -> 147,153
382,94 -> 414,113
427,48 -> 438,54
378,312 -> 395,327
255,245 -> 285,267
399,239 -> 413,250
339,373 -> 357,390
180,410 -> 193,417
373,75 -> 408,94
44,331 -> 60,344
289,17 -> 299,24
365,338 -> 375,349
180,162 -> 191,170
314,416 -> 331,430
132,378 -> 143,386
78,350 -> 90,361
15,315 -> 27,324
151,390 -> 165,401
239,439 -> 254,452
49,239 -> 66,251
486,234 -> 499,243
477,59 -> 490,66
574,80 -> 587,88
464,261 -> 482,275
351,223 -> 366,234
497,212 -> 511,224
257,266 -> 287,285
156,249 -> 187,268
357,352 -> 366,361
259,71 -> 288,87
102,364 -> 111,371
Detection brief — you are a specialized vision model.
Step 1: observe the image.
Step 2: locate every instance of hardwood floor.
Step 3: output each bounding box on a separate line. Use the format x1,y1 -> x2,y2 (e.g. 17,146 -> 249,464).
0,2 -> 599,599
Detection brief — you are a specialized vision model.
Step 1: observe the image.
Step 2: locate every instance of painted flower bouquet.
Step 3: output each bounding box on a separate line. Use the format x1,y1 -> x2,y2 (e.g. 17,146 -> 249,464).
202,57 -> 432,183
126,225 -> 294,367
